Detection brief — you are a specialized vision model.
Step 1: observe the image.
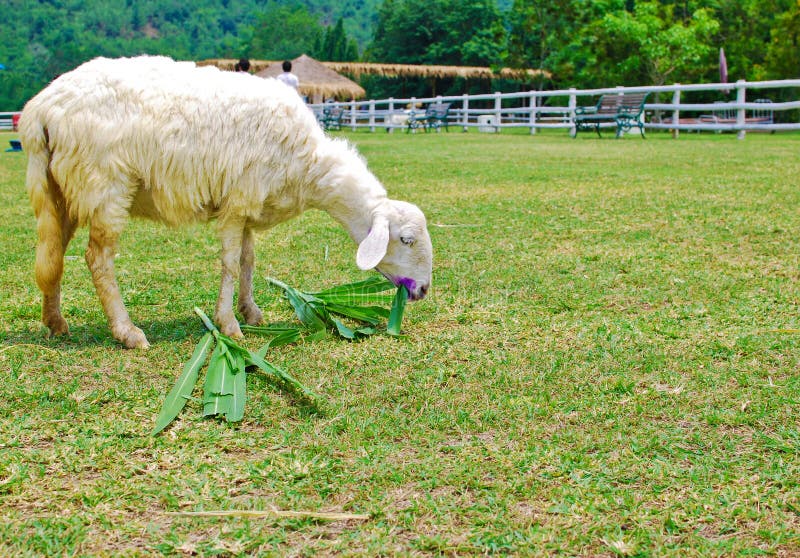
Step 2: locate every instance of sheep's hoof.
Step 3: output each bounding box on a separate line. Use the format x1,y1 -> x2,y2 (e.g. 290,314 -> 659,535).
114,324 -> 150,349
238,303 -> 264,326
220,321 -> 244,339
44,315 -> 70,337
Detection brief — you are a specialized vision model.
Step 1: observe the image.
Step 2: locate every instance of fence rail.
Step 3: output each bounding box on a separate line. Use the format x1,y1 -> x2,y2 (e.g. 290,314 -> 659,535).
309,79 -> 800,138
4,79 -> 800,138
0,112 -> 20,131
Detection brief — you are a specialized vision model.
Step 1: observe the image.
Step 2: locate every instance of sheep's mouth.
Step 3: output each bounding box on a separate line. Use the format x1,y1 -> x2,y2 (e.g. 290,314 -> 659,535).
378,270 -> 428,301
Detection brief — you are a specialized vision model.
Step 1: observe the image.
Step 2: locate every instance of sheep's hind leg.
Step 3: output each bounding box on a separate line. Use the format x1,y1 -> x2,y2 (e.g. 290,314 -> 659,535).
215,220 -> 245,338
35,195 -> 77,337
85,223 -> 149,349
237,227 -> 263,325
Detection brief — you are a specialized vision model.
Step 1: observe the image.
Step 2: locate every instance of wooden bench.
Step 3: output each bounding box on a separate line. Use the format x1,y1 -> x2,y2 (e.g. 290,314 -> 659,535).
407,102 -> 451,133
319,106 -> 344,131
572,93 -> 649,138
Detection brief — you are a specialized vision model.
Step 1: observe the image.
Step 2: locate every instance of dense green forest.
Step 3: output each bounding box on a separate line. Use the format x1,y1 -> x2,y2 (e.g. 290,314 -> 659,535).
1,0 -> 798,109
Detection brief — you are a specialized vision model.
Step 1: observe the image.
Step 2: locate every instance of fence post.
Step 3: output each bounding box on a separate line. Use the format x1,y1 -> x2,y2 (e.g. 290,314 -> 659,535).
529,91 -> 537,135
368,99 -> 375,133
671,86 -> 681,139
736,80 -> 746,140
568,88 -> 577,136
494,91 -> 502,133
387,98 -> 395,133
462,94 -> 469,132
349,99 -> 356,131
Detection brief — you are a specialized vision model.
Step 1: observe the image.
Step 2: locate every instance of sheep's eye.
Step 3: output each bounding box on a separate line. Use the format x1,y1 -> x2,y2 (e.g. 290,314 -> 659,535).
400,236 -> 415,246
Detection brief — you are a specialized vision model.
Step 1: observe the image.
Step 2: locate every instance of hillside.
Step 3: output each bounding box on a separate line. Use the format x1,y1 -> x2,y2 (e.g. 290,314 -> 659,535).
0,0 -> 383,110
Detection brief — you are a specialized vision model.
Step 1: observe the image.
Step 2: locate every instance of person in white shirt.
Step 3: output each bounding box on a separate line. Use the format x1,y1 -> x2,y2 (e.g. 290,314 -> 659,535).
277,60 -> 300,91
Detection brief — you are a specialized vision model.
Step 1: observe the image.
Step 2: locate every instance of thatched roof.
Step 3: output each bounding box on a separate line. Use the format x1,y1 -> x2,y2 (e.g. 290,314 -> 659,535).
197,59 -> 275,73
325,62 -> 550,81
255,55 -> 366,100
198,58 -> 550,83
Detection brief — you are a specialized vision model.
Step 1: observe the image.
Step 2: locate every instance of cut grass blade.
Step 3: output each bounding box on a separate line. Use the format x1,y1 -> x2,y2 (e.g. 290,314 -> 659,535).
151,332 -> 214,435
266,276 -> 406,337
387,285 -> 408,336
266,277 -> 328,331
228,367 -> 247,423
250,328 -> 303,359
203,343 -> 235,417
325,302 -> 389,325
310,276 -> 396,306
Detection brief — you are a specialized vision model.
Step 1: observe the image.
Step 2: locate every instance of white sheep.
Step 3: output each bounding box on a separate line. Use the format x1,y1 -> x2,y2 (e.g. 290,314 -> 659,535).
19,56 -> 432,349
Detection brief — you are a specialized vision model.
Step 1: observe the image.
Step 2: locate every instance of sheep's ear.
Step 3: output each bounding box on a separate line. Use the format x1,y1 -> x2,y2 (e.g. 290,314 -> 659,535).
356,217 -> 389,270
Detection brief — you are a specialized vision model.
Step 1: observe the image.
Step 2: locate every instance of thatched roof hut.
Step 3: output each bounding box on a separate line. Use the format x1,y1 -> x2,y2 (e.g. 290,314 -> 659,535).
198,58 -> 550,98
255,55 -> 366,102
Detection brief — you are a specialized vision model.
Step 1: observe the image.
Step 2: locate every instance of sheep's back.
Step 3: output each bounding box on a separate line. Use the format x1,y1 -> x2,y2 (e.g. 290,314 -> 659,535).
22,56 -> 325,227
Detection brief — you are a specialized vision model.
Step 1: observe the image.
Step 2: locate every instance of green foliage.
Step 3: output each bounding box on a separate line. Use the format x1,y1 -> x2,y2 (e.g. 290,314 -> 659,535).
0,0 -> 370,110
598,2 -> 720,86
312,18 -> 360,62
0,0 -> 798,109
248,2 -> 323,61
151,332 -> 214,435
152,307 -> 318,434
765,2 -> 800,80
365,0 -> 506,98
152,277 -> 407,433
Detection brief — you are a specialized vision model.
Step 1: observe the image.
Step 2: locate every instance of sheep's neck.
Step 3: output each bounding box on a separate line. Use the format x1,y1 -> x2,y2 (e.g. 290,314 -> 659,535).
311,172 -> 386,246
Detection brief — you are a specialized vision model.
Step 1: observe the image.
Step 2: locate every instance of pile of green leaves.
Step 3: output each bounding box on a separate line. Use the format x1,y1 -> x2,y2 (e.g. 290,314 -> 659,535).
152,277 -> 408,435
151,308 -> 316,435
257,276 -> 407,339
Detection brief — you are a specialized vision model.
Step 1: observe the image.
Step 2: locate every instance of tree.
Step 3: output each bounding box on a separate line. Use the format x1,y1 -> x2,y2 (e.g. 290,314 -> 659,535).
765,1 -> 800,79
367,0 -> 504,66
365,0 -> 506,97
506,0 -> 626,90
594,2 -> 720,86
248,3 -> 322,60
312,18 -> 359,61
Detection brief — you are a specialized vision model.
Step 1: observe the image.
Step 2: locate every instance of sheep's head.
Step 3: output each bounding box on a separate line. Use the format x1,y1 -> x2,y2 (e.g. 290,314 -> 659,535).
356,200 -> 432,301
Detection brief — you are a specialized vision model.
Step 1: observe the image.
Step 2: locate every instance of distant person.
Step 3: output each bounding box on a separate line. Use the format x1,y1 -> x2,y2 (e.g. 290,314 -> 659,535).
277,60 -> 299,91
234,58 -> 250,72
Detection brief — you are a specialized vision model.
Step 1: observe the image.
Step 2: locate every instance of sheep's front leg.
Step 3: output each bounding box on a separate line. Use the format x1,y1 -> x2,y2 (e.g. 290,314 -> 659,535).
237,227 -> 264,325
85,223 -> 149,349
215,221 -> 245,338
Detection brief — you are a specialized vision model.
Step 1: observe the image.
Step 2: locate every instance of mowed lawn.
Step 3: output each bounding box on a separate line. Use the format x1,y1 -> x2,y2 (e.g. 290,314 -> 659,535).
0,129 -> 798,556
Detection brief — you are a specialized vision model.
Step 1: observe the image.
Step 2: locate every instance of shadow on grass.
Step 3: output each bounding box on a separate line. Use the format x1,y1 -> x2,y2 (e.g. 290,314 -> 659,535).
0,315 -> 210,351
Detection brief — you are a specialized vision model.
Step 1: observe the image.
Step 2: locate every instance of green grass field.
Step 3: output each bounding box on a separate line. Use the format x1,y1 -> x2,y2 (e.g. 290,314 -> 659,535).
1,129 -> 798,556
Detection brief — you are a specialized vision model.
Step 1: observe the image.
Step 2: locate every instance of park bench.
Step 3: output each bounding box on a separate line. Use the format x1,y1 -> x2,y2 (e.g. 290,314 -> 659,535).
319,106 -> 344,131
572,92 -> 649,138
407,102 -> 452,133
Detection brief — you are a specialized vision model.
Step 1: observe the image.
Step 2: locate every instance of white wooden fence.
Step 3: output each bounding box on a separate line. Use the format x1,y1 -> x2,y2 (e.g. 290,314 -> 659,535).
0,112 -> 19,131
3,79 -> 799,138
309,79 -> 800,139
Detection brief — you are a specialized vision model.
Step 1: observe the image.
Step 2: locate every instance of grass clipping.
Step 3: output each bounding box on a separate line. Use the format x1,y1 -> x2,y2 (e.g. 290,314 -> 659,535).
153,277 -> 408,435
